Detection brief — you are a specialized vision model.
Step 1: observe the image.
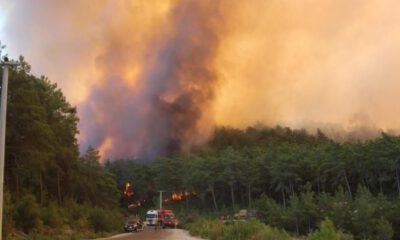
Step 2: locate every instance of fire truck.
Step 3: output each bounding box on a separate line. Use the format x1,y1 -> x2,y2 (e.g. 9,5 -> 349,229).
145,208 -> 178,228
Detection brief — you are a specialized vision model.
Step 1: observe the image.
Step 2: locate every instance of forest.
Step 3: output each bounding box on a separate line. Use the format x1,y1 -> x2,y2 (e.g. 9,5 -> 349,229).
109,126 -> 400,240
3,58 -> 122,239
3,58 -> 400,239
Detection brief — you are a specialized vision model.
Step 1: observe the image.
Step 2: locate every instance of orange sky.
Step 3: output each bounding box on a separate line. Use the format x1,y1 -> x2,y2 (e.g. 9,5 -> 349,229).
1,0 -> 400,157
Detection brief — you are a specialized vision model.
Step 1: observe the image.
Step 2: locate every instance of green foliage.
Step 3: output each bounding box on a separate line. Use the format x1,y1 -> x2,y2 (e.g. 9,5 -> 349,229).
3,189 -> 15,238
106,127 -> 400,239
317,188 -> 351,230
3,55 -> 122,237
5,197 -> 123,239
75,146 -> 120,208
5,55 -> 81,208
370,218 -> 393,240
6,54 -> 400,239
41,201 -> 63,228
254,194 -> 285,227
187,218 -> 291,240
308,219 -> 341,240
88,207 -> 124,233
384,198 -> 400,239
14,194 -> 42,233
258,224 -> 292,240
187,218 -> 220,238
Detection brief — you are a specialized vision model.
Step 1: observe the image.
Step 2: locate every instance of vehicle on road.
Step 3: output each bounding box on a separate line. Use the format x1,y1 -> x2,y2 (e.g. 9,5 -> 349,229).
160,209 -> 178,228
146,210 -> 159,226
124,217 -> 144,232
145,208 -> 178,228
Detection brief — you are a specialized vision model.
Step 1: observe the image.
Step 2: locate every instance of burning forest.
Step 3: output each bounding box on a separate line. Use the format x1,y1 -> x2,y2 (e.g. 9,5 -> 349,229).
122,180 -> 196,209
77,0 -> 225,161
3,0 -> 400,161
4,1 -> 400,239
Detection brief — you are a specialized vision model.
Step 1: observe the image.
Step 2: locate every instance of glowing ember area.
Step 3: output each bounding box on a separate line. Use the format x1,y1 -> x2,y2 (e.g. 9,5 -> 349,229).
123,182 -> 134,197
128,199 -> 146,209
124,191 -> 195,207
164,191 -> 196,202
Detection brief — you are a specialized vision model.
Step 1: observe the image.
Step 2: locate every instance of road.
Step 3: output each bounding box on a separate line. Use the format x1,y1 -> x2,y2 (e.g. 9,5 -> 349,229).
94,227 -> 204,240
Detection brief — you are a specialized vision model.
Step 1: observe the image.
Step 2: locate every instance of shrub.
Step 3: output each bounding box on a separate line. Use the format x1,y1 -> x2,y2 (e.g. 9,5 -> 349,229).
13,194 -> 42,233
218,220 -> 264,240
187,218 -> 291,240
42,202 -> 63,228
187,218 -> 219,238
62,199 -> 91,231
3,189 -> 15,238
254,194 -> 286,228
307,218 -> 341,240
258,224 -> 291,240
88,207 -> 123,232
370,218 -> 393,240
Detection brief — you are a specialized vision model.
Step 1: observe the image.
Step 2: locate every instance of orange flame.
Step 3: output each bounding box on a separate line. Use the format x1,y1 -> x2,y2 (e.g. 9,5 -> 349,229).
128,199 -> 146,208
163,191 -> 197,202
123,182 -> 134,197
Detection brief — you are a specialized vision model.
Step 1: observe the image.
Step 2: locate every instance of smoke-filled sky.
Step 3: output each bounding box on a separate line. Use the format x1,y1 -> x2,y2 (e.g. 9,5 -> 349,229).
1,0 -> 400,159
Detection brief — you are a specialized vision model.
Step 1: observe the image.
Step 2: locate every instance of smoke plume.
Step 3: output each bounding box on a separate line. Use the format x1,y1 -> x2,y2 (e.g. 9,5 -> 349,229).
2,0 -> 400,160
79,0 -> 225,160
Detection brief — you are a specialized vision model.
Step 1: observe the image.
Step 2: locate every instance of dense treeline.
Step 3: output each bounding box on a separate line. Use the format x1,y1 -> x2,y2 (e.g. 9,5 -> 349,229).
2,57 -> 123,238
109,126 -> 400,239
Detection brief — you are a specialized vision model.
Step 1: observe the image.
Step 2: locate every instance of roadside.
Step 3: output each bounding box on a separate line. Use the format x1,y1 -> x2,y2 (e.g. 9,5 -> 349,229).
92,228 -> 204,240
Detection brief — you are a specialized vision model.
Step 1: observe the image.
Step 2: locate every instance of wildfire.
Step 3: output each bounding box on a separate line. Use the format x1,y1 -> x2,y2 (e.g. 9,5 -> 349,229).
128,199 -> 146,209
163,191 -> 197,202
123,182 -> 134,197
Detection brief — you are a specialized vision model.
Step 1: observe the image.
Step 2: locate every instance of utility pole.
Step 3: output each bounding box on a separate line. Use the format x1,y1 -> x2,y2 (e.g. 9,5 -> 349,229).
0,57 -> 19,239
159,190 -> 165,209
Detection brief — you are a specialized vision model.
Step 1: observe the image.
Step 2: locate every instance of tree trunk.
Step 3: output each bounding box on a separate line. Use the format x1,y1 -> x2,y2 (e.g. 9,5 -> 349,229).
282,188 -> 286,208
289,180 -> 295,196
57,169 -> 62,204
247,184 -> 252,208
15,173 -> 19,200
229,181 -> 235,210
364,177 -> 370,192
185,193 -> 189,210
343,170 -> 352,199
39,171 -> 44,205
396,168 -> 400,197
295,216 -> 299,236
210,185 -> 218,212
377,175 -> 383,193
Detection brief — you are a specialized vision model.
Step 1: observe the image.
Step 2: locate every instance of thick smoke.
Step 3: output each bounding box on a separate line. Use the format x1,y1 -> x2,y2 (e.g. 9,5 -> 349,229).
3,0 -> 400,160
79,0 -> 224,160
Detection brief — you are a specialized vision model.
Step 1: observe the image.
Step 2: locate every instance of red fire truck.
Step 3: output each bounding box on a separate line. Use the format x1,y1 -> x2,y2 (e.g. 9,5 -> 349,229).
158,208 -> 178,228
146,208 -> 178,228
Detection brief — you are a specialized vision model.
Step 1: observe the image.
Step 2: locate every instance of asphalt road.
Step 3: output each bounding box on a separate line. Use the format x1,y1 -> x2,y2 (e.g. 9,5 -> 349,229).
94,227 -> 204,240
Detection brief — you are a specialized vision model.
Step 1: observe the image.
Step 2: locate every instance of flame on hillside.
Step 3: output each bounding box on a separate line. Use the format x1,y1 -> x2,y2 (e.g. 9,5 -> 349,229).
123,182 -> 134,197
128,199 -> 146,209
164,191 -> 197,203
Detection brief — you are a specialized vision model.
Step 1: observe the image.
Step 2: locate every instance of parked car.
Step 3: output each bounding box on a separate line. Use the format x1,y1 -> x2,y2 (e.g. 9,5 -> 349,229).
124,219 -> 144,232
